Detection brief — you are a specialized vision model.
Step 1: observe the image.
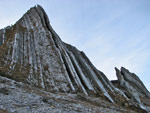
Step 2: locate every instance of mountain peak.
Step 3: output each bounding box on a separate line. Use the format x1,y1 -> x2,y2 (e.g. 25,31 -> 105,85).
0,5 -> 150,112
15,4 -> 51,32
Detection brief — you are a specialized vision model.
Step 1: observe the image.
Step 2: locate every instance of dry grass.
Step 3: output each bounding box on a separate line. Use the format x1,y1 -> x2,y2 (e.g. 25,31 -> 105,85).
0,109 -> 10,113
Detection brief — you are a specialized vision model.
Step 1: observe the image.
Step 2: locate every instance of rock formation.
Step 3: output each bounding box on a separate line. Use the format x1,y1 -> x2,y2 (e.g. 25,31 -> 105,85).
0,5 -> 150,113
113,67 -> 150,111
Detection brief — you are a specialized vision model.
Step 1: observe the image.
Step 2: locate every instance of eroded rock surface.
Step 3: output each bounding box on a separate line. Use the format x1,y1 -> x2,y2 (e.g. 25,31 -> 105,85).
113,67 -> 150,112
0,5 -> 119,103
0,5 -> 150,113
0,75 -> 140,113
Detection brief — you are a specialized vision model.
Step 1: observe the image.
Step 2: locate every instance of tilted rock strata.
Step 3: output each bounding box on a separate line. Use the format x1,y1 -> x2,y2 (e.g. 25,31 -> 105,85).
113,67 -> 150,112
0,5 -> 121,103
0,5 -> 150,113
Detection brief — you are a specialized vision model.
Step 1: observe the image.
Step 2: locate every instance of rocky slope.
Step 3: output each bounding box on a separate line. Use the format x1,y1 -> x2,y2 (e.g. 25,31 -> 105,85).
0,5 -> 150,113
0,75 -> 139,113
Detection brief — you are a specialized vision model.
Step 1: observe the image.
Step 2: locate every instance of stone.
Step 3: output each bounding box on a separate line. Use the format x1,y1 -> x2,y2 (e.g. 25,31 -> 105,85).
0,5 -> 117,103
114,67 -> 150,112
0,5 -> 150,113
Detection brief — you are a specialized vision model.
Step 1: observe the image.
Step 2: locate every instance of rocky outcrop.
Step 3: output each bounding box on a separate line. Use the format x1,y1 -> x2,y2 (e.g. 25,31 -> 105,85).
0,5 -> 150,113
0,5 -> 119,103
113,67 -> 150,112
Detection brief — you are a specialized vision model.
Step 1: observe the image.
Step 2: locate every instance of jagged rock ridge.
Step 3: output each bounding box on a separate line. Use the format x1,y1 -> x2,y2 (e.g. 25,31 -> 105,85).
0,5 -> 117,102
0,5 -> 150,113
113,67 -> 150,111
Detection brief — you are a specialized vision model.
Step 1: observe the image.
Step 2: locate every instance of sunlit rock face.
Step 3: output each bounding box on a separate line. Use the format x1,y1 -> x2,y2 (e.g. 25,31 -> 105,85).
0,5 -> 117,103
0,5 -> 71,93
0,5 -> 150,113
113,67 -> 150,112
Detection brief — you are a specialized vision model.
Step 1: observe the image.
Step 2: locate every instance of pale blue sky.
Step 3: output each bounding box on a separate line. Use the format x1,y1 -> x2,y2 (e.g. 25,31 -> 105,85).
0,0 -> 150,90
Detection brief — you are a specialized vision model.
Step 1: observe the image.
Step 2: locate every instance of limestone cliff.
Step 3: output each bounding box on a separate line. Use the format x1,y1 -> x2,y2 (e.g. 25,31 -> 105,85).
0,5 -> 149,113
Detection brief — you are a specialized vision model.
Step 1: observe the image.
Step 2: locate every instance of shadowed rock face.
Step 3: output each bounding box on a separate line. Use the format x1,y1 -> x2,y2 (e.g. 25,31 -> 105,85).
0,5 -> 150,113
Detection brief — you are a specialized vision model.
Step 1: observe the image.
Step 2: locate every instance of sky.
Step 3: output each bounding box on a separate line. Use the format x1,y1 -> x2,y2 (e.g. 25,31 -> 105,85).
0,0 -> 150,91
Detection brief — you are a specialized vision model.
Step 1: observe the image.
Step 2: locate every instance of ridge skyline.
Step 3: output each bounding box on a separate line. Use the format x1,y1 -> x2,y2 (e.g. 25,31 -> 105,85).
0,1 -> 149,91
0,4 -> 150,112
